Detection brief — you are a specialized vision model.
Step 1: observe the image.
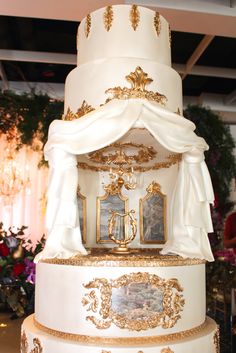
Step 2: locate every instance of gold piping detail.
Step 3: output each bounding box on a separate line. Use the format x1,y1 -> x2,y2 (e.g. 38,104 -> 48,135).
130,5 -> 140,31
104,6 -> 113,31
154,12 -> 161,36
34,316 -> 208,345
85,14 -> 91,38
105,66 -> 167,105
40,248 -> 206,267
213,326 -> 220,353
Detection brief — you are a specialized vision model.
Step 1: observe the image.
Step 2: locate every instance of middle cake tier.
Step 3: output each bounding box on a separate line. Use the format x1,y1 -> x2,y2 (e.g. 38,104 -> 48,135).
35,250 -> 206,342
64,58 -> 183,117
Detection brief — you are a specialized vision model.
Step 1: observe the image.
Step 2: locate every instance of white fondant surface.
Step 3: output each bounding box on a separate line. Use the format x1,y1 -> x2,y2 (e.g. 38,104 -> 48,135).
64,58 -> 182,114
35,262 -> 206,337
77,5 -> 171,66
22,315 -> 218,353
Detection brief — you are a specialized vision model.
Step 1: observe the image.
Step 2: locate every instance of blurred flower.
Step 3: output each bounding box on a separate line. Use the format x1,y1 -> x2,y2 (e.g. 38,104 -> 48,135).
23,258 -> 36,284
0,243 -> 10,256
12,263 -> 25,277
5,236 -> 19,249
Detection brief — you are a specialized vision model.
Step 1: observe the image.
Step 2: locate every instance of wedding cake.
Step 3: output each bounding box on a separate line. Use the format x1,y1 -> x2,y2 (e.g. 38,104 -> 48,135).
21,5 -> 219,353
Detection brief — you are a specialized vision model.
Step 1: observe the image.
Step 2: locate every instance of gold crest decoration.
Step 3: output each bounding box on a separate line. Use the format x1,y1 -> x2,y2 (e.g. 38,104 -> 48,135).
85,14 -> 91,38
130,5 -> 140,30
161,348 -> 174,353
82,272 -> 185,331
154,12 -> 161,36
21,331 -> 29,353
104,6 -> 114,31
213,326 -> 220,353
30,337 -> 43,353
62,101 -> 95,121
105,66 -> 167,105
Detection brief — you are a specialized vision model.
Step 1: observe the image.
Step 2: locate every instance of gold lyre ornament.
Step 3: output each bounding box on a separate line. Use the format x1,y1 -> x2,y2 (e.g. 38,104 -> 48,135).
108,210 -> 137,254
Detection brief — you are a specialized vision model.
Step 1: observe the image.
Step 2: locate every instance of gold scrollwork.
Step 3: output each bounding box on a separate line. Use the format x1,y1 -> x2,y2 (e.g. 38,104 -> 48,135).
213,326 -> 220,353
104,6 -> 113,31
30,338 -> 43,353
82,272 -> 185,331
88,142 -> 157,166
85,14 -> 91,38
21,331 -> 28,353
154,12 -> 161,36
105,66 -> 167,105
130,5 -> 140,30
62,101 -> 95,121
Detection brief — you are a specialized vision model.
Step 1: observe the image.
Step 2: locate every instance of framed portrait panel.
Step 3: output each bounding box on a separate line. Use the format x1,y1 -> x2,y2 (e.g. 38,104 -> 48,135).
139,181 -> 167,244
77,186 -> 87,244
96,183 -> 128,243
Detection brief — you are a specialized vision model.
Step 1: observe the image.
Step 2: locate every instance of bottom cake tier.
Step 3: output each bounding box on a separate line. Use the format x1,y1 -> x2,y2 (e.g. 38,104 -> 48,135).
22,315 -> 219,353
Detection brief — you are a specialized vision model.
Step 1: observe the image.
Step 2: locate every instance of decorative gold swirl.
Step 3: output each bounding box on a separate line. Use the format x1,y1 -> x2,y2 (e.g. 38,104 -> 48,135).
154,12 -> 161,36
85,14 -> 91,38
62,101 -> 95,121
104,6 -> 113,31
161,348 -> 174,353
130,5 -> 140,30
213,326 -> 220,353
21,331 -> 28,353
30,338 -> 43,353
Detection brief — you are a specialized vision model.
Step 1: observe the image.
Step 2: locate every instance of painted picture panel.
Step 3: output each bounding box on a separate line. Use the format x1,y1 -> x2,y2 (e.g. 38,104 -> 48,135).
140,182 -> 167,244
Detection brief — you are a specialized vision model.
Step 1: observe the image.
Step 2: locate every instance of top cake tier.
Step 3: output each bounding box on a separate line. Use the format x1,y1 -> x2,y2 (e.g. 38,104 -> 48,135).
77,5 -> 171,66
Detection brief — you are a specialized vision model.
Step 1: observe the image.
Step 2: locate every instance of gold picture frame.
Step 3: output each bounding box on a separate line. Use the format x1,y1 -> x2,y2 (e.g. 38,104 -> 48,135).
77,185 -> 87,244
139,181 -> 167,244
96,182 -> 128,243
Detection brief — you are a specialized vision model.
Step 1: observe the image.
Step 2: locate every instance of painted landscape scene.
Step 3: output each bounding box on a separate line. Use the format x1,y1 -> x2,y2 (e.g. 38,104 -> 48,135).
111,282 -> 163,320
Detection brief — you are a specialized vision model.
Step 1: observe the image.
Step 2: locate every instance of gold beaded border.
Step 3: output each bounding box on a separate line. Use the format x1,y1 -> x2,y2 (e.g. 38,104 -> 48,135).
34,317 -> 209,346
40,252 -> 205,267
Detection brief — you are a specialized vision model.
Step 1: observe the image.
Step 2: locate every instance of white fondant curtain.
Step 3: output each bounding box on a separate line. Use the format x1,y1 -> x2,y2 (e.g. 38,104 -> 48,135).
43,99 -> 214,261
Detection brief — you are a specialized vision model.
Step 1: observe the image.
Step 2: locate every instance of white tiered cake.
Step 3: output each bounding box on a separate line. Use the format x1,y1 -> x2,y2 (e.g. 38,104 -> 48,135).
21,5 -> 219,353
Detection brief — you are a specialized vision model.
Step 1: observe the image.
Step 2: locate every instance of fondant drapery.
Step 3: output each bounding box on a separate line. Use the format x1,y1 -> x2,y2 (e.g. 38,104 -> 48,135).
36,99 -> 214,261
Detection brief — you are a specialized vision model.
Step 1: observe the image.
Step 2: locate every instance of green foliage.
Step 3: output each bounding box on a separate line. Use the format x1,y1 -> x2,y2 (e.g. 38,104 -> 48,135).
184,105 -> 236,221
0,90 -> 63,151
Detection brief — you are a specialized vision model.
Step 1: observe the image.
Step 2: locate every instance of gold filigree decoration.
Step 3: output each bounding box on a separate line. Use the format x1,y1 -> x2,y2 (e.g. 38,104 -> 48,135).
130,5 -> 140,30
175,108 -> 181,116
154,12 -> 161,36
82,272 -> 185,331
104,6 -> 113,31
30,338 -> 43,353
161,348 -> 174,353
21,331 -> 28,353
62,101 -> 95,121
213,326 -> 220,353
82,290 -> 99,312
105,66 -> 167,105
78,153 -> 182,173
168,24 -> 171,48
88,142 -> 157,166
146,181 -> 161,194
34,314 -> 209,345
85,14 -> 91,38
